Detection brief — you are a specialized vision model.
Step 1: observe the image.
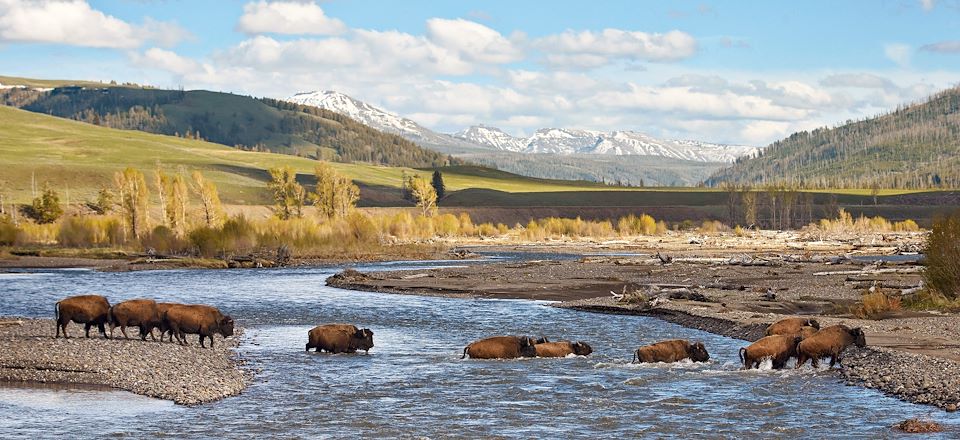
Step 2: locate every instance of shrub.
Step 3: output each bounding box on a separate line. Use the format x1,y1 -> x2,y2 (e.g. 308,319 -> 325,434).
851,291 -> 902,319
141,225 -> 187,255
188,226 -> 221,257
0,217 -> 21,246
924,212 -> 960,300
57,215 -> 123,247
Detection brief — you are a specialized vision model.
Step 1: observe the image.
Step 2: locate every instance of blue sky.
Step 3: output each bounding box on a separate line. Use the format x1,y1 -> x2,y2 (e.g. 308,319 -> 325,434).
1,0 -> 959,145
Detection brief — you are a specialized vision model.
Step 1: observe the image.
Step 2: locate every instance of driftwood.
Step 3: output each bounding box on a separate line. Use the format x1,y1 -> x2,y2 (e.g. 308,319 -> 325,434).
0,319 -> 24,326
655,252 -> 673,265
814,267 -> 923,276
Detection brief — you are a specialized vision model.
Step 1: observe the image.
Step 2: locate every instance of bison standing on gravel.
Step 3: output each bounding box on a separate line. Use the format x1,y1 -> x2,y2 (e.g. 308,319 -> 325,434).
155,302 -> 180,342
306,324 -> 374,354
55,294 -> 111,339
632,339 -> 710,363
795,324 -> 867,369
739,334 -> 803,370
534,341 -> 593,357
162,304 -> 234,348
462,336 -> 539,359
765,317 -> 820,337
108,299 -> 161,341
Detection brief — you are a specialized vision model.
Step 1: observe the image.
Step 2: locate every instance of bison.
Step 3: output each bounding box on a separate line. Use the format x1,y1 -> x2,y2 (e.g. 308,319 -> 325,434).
739,334 -> 803,370
534,341 -> 593,357
462,336 -> 539,359
306,324 -> 374,354
765,317 -> 821,337
796,324 -> 866,369
55,294 -> 111,338
632,339 -> 710,363
162,304 -> 234,348
798,326 -> 819,340
108,299 -> 161,341
155,302 -> 179,342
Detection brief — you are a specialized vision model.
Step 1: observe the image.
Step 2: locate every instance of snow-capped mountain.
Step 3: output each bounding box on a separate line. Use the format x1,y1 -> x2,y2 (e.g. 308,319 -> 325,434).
286,90 -> 759,163
453,125 -> 759,163
285,90 -> 485,154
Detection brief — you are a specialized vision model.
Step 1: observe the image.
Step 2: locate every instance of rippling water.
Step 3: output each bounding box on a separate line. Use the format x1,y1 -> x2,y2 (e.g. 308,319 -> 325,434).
1,259 -> 958,438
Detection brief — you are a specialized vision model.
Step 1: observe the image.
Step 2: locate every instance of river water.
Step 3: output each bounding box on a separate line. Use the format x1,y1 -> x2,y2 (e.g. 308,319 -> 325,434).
1,258 -> 957,438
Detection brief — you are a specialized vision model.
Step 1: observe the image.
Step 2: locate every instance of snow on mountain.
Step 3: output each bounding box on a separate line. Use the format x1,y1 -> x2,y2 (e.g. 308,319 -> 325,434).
454,125 -> 759,163
453,125 -> 528,152
286,90 -> 759,163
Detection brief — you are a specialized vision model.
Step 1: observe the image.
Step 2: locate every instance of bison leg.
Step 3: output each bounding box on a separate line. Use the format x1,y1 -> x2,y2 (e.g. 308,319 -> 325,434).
828,354 -> 838,368
199,334 -> 206,348
121,326 -> 130,340
84,323 -> 92,338
811,357 -> 820,369
98,322 -> 107,338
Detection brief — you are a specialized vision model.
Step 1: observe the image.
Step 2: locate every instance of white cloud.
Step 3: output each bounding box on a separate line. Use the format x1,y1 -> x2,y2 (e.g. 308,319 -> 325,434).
132,48 -> 200,76
425,18 -> 523,64
919,0 -> 935,11
536,29 -> 697,67
237,1 -> 346,36
920,40 -> 960,53
819,73 -> 897,90
884,43 -> 912,68
0,0 -> 188,49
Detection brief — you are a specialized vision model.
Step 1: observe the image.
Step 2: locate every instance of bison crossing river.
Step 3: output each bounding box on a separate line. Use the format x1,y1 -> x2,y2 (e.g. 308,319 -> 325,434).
53,295 -> 866,368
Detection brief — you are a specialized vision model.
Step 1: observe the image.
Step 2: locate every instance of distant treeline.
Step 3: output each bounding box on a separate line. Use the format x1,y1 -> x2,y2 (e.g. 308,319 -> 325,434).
0,87 -> 460,169
709,86 -> 960,189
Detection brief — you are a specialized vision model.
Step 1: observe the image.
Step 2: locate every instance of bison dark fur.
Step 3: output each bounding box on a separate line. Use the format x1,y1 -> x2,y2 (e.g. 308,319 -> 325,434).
796,324 -> 866,369
739,334 -> 802,370
632,339 -> 709,363
162,304 -> 234,348
306,324 -> 374,354
55,294 -> 111,339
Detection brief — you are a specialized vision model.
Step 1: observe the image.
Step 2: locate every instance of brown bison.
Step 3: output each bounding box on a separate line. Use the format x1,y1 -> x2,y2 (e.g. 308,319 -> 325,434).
632,339 -> 710,363
108,299 -> 161,341
796,324 -> 867,369
462,336 -> 539,359
534,341 -> 593,357
765,317 -> 821,337
739,334 -> 803,370
798,326 -> 819,340
162,304 -> 234,348
306,324 -> 374,354
55,294 -> 111,338
155,302 -> 179,342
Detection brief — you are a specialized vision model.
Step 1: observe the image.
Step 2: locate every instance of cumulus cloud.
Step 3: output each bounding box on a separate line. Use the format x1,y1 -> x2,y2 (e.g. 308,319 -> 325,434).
0,0 -> 188,48
884,43 -> 912,68
535,29 -> 697,68
919,0 -> 935,11
132,48 -> 201,76
236,1 -> 346,36
425,18 -> 523,64
920,40 -> 960,53
819,73 -> 897,90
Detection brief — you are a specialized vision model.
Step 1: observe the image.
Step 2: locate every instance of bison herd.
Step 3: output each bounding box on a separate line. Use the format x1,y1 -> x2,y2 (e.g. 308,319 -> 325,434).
53,295 -> 866,369
54,294 -> 234,347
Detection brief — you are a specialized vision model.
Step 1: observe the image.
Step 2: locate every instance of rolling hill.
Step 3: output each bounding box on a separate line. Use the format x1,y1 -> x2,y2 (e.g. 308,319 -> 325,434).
709,86 -> 960,189
0,78 -> 457,169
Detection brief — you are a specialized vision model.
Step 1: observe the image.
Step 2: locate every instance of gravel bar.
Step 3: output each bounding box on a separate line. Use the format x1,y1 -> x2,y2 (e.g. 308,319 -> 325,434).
0,318 -> 252,405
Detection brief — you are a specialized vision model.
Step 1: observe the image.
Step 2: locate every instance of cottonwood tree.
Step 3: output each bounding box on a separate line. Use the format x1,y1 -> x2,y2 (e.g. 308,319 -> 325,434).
410,174 -> 437,217
114,167 -> 150,239
167,172 -> 190,236
154,164 -> 170,227
267,166 -> 304,220
313,162 -> 359,219
740,187 -> 758,227
191,171 -> 224,227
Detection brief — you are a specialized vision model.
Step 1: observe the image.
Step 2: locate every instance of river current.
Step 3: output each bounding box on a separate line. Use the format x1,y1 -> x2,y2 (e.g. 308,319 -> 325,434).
1,258 -> 957,438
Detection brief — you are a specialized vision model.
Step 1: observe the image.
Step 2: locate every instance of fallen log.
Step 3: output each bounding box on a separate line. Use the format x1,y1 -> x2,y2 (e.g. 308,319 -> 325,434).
814,267 -> 923,276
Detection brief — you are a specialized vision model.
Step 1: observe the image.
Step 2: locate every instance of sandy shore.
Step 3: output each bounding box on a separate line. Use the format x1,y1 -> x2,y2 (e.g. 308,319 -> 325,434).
326,244 -> 960,412
0,318 -> 251,405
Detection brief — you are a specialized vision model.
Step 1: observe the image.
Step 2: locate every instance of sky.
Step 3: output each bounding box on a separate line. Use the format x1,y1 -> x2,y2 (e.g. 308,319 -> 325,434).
1,0 -> 959,146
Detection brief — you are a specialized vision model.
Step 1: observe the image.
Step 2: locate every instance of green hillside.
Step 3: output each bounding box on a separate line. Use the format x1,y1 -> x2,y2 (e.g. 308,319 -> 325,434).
0,106 -> 642,205
0,83 -> 457,169
709,86 -> 960,189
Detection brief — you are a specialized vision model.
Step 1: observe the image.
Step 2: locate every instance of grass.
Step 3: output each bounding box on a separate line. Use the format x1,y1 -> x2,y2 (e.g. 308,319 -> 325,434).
0,75 -> 132,89
851,291 -> 902,319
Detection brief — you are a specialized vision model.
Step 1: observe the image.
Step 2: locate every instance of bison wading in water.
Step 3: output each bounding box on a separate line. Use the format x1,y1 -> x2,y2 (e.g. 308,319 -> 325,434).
632,339 -> 709,363
796,324 -> 867,369
765,317 -> 821,337
739,334 -> 803,370
108,299 -> 161,341
306,324 -> 374,354
162,304 -> 234,348
462,336 -> 540,359
533,341 -> 593,357
55,294 -> 111,338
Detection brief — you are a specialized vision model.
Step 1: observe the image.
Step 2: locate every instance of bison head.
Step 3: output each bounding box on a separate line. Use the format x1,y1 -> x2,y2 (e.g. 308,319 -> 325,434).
688,342 -> 710,362
219,316 -> 235,337
533,336 -> 549,344
806,319 -> 821,329
850,327 -> 866,347
519,337 -> 538,357
572,341 -> 593,356
352,328 -> 374,353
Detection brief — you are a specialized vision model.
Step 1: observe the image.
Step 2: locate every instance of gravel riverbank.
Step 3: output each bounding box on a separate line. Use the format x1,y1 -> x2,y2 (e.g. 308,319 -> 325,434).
0,318 -> 252,405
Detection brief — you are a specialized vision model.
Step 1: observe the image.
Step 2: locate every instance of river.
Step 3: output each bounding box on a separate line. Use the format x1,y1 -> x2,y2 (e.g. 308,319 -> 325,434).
1,258 -> 957,438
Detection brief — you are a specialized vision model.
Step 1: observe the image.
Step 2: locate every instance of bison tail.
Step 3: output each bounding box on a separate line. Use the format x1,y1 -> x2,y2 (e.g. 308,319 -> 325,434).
107,306 -> 115,326
461,346 -> 469,359
738,347 -> 746,365
54,301 -> 60,323
631,349 -> 638,364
